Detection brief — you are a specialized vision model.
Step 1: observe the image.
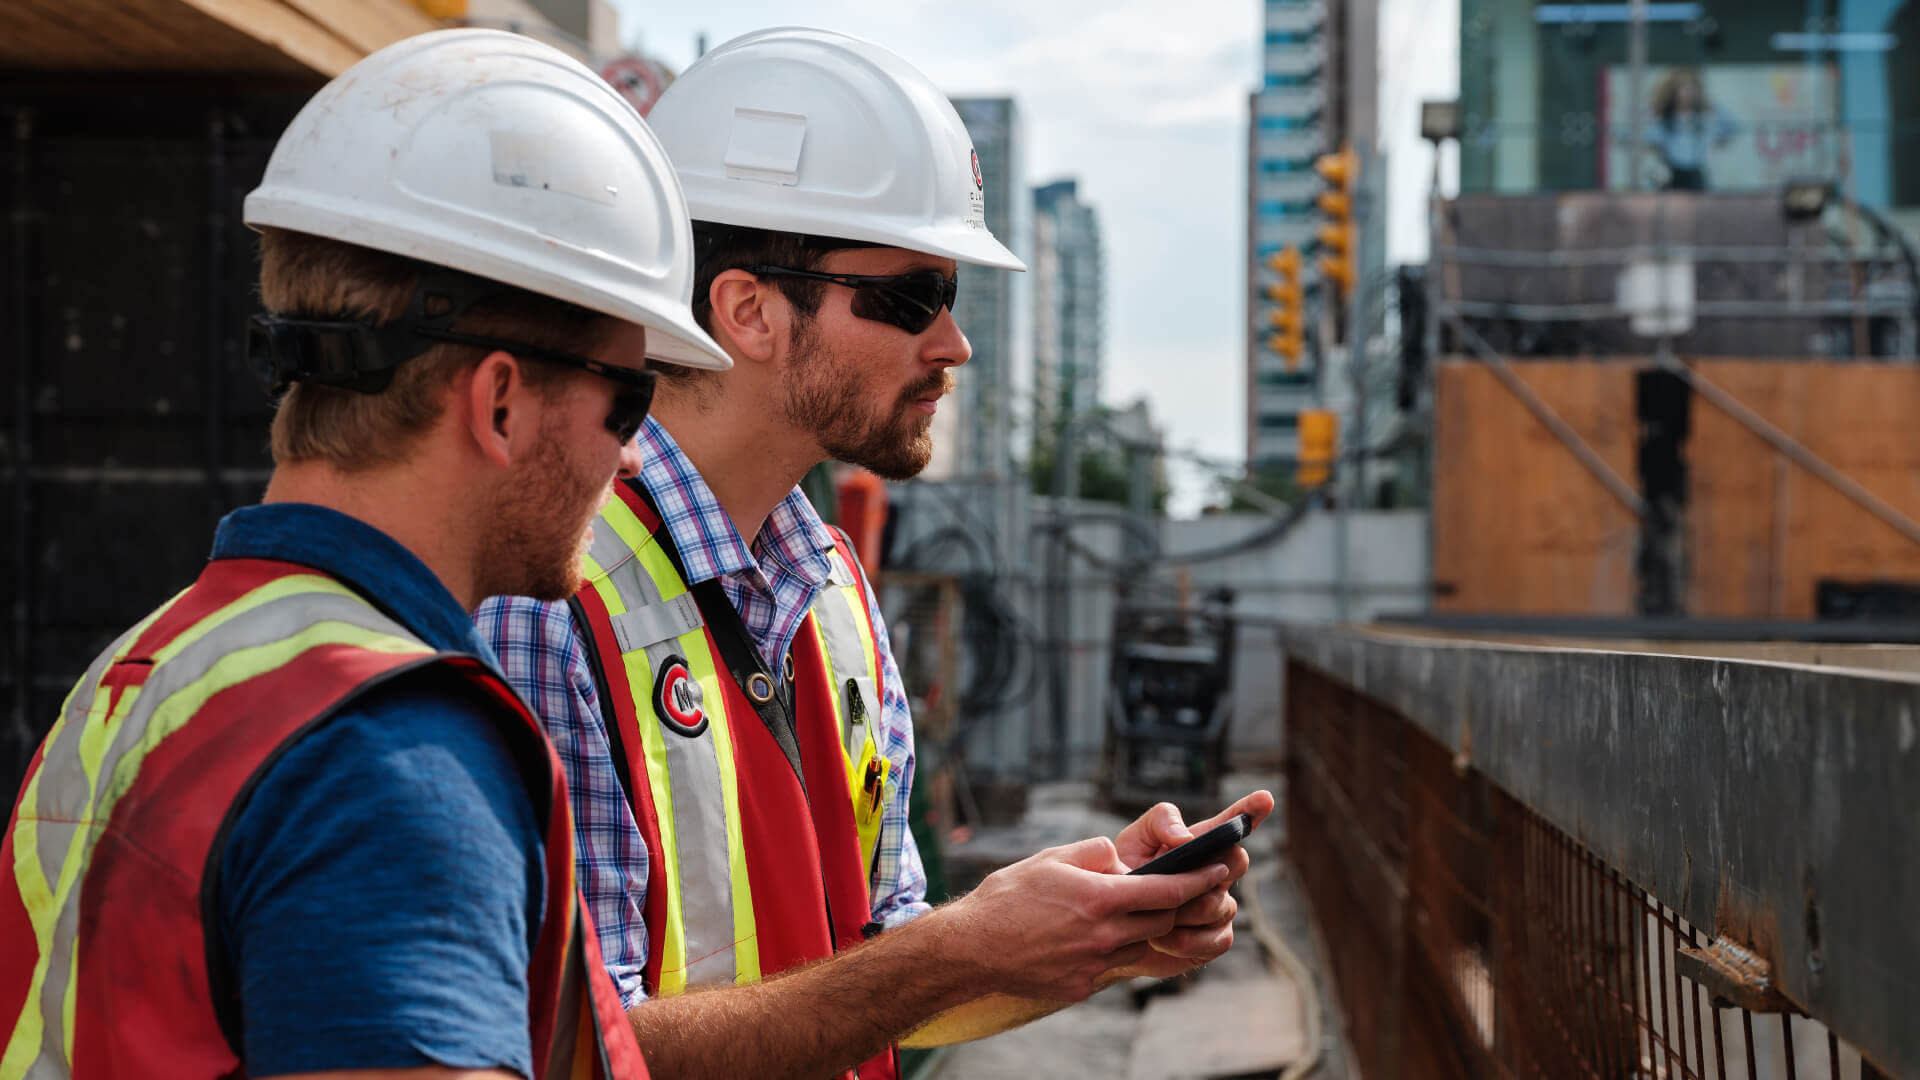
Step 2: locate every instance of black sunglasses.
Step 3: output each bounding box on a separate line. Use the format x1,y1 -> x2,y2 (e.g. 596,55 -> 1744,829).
249,266 -> 656,443
414,327 -> 656,443
248,317 -> 656,444
743,265 -> 959,334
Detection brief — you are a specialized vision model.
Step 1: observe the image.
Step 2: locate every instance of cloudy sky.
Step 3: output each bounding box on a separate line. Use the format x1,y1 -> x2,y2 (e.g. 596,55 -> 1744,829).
613,0 -> 1459,515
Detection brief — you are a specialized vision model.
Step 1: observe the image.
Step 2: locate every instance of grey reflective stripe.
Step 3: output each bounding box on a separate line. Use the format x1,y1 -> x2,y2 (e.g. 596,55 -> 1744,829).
22,583 -> 423,1079
610,592 -> 703,654
826,553 -> 857,587
650,627 -> 736,989
36,592 -> 401,828
811,550 -> 878,761
596,554 -> 738,990
587,507 -> 639,574
25,616 -> 150,906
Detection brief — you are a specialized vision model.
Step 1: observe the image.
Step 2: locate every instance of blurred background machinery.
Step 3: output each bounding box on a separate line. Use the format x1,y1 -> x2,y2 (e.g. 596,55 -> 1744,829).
1099,595 -> 1238,816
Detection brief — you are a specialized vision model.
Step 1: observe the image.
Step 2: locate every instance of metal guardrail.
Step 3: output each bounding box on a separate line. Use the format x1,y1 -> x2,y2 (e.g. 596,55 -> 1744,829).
1280,626 -> 1916,1079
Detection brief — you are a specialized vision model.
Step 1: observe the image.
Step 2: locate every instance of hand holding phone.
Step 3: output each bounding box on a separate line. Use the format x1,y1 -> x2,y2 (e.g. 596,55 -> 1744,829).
1126,813 -> 1255,876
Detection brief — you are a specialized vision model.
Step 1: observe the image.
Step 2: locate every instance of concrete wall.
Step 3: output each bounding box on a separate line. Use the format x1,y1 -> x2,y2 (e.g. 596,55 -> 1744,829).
877,481 -> 1429,784
1171,509 -> 1430,759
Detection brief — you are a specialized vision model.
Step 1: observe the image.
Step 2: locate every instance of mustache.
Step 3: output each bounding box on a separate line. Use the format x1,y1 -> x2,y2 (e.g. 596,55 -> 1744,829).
902,370 -> 954,405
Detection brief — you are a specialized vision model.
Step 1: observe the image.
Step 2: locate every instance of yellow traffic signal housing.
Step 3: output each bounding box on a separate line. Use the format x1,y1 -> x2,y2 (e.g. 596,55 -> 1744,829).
1264,330 -> 1303,366
1317,221 -> 1355,297
1262,244 -> 1305,368
1312,146 -> 1358,190
1265,246 -> 1301,279
1296,407 -> 1338,489
1313,145 -> 1359,300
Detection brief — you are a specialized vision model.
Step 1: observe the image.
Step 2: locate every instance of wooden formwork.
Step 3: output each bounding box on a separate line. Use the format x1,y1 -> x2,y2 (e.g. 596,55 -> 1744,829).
1685,361 -> 1920,618
1432,360 -> 1641,614
0,0 -> 436,78
1433,358 -> 1920,617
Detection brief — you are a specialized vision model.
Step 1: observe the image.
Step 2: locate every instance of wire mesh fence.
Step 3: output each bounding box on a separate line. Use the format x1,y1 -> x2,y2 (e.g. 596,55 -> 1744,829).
1285,659 -> 1894,1080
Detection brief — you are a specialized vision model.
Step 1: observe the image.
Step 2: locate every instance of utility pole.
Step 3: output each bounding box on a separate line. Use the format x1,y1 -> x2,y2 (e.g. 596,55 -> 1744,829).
1627,0 -> 1648,190
1346,146 -> 1375,515
1337,150 -> 1375,624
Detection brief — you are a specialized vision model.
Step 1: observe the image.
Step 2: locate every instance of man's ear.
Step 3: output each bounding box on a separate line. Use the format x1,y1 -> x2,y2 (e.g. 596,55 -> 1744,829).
708,269 -> 780,364
457,351 -> 530,468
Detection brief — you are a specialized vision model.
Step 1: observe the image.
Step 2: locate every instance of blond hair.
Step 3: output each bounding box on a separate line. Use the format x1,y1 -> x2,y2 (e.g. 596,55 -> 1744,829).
258,228 -> 614,470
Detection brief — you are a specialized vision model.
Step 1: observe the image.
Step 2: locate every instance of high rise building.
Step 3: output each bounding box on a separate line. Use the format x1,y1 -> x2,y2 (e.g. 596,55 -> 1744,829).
1032,178 -> 1105,442
932,97 -> 1032,483
1245,0 -> 1378,469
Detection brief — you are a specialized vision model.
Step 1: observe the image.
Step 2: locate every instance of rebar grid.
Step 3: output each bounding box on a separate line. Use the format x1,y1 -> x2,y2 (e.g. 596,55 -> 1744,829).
1285,661 -> 1888,1080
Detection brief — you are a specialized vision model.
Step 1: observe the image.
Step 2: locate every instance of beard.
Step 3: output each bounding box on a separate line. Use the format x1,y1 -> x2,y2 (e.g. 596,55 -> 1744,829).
781,321 -> 952,481
476,408 -> 609,603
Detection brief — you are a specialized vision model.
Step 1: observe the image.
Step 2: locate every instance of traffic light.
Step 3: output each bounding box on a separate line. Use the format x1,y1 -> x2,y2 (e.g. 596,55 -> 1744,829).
1262,245 -> 1304,368
1297,407 -> 1338,489
1313,145 -> 1359,300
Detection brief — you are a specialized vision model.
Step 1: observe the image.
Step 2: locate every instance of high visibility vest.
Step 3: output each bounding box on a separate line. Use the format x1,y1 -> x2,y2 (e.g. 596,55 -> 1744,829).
0,557 -> 645,1080
568,479 -> 899,1080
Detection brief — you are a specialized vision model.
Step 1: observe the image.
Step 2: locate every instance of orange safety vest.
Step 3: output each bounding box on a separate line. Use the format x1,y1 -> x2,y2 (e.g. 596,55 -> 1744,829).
0,557 -> 645,1080
568,478 -> 899,1080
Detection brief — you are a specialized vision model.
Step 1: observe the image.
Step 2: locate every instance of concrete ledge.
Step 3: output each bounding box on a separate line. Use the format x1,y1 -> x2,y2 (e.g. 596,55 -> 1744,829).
1279,623 -> 1920,1078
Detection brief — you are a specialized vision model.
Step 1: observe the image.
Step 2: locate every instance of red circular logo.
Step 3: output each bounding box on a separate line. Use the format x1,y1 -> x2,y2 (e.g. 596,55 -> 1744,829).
653,657 -> 708,737
599,54 -> 667,117
971,149 -> 983,189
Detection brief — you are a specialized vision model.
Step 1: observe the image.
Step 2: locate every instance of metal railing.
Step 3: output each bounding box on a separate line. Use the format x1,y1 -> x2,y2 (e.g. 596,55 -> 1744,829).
1428,191 -> 1920,361
1280,626 -> 1915,1079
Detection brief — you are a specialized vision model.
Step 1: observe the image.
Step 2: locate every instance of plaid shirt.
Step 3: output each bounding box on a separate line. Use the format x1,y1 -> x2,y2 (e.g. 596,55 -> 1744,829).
476,417 -> 928,1008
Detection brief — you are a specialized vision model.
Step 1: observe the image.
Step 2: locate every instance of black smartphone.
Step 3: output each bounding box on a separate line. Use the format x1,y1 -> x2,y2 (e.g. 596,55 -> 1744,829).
1126,813 -> 1255,876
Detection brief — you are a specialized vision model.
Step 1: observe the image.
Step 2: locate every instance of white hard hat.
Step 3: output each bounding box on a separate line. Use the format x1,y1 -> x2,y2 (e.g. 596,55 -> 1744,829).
244,29 -> 730,370
646,28 -> 1026,355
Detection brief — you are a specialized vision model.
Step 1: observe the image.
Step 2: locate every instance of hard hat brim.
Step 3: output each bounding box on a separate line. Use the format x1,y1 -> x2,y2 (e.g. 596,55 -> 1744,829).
913,225 -> 1028,272
245,193 -> 734,371
643,308 -> 735,370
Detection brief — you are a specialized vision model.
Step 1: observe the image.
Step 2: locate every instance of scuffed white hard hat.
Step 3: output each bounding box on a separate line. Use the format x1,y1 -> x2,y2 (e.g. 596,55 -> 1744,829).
244,28 -> 731,370
645,28 -> 1025,361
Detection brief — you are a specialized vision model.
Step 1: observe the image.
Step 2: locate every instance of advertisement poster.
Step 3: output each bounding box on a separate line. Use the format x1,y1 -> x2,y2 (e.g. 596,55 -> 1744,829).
1601,63 -> 1841,191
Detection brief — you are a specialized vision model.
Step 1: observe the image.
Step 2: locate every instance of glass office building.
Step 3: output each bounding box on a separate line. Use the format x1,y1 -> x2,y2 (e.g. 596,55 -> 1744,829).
1460,0 -> 1920,236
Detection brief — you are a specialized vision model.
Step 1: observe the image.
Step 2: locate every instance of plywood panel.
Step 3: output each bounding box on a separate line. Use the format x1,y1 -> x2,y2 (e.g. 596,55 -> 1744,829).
1,0 -> 431,77
1432,360 -> 1641,614
1687,362 -> 1920,618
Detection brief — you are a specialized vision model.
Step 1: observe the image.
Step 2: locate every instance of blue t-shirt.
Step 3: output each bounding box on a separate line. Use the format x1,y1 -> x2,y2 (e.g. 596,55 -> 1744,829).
210,503 -> 544,1078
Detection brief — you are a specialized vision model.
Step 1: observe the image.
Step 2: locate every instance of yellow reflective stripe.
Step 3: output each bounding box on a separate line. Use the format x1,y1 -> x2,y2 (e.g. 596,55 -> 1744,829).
621,640 -> 684,995
807,571 -> 892,887
836,573 -> 880,692
683,632 -> 757,986
599,492 -> 657,568
3,586 -> 193,1079
3,578 -> 426,1080
811,618 -> 851,773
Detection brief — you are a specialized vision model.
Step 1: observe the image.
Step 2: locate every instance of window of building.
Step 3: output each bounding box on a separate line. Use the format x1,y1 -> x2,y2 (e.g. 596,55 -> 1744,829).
1257,115 -> 1313,131
1256,199 -> 1317,218
1264,72 -> 1320,90
1258,413 -> 1301,432
1258,369 -> 1315,388
1457,0 -> 1920,215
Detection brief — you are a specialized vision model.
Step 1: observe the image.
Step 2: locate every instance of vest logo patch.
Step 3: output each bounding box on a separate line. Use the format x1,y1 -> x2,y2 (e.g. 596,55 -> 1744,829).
653,656 -> 708,737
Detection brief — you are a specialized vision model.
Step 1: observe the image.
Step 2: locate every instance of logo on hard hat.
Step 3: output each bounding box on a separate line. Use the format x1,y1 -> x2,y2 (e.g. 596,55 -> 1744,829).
971,149 -> 983,190
653,656 -> 708,737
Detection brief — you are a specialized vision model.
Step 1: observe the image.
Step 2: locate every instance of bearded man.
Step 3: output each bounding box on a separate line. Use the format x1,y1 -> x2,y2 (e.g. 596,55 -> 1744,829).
476,28 -> 1271,1080
0,29 -> 737,1078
